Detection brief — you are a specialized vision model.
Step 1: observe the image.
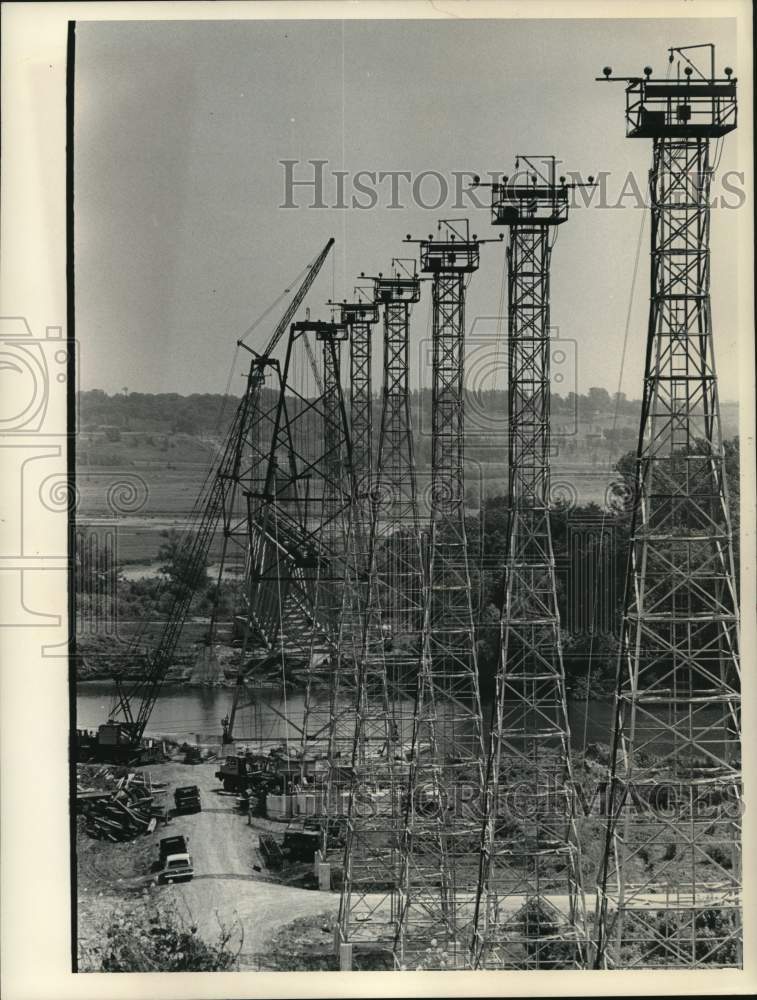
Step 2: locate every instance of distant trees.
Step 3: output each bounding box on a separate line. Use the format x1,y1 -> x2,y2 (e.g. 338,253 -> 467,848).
588,386 -> 612,411
77,387 -> 648,448
157,528 -> 210,601
465,436 -> 740,695
78,390 -> 238,438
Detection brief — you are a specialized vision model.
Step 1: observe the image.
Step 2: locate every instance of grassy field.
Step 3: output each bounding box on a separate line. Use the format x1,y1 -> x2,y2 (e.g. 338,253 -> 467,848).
75,398 -> 739,569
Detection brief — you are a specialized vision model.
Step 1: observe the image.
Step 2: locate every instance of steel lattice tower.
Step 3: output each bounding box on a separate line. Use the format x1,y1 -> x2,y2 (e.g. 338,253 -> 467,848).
325,291 -> 381,767
395,220 -> 487,969
471,160 -> 589,969
372,260 -> 426,640
222,240 -> 336,743
325,289 -> 381,765
337,263 -> 424,967
317,292 -> 384,882
594,47 -> 741,969
342,287 -> 378,506
225,345 -> 344,742
294,320 -> 355,767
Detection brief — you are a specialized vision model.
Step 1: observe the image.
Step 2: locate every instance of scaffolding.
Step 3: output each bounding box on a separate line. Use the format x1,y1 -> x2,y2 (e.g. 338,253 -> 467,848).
337,262 -> 424,967
222,239 -> 336,744
288,321 -> 354,766
594,47 -> 741,969
393,220 -> 487,968
326,287 -> 382,748
327,289 -> 382,774
471,160 -> 589,969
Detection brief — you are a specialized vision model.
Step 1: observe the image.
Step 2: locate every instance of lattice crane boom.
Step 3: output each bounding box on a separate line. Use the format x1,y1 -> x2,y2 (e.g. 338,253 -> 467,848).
90,239 -> 335,757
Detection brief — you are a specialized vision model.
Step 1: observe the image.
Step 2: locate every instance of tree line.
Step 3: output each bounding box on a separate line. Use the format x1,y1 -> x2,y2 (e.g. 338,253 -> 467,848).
78,386 -> 643,439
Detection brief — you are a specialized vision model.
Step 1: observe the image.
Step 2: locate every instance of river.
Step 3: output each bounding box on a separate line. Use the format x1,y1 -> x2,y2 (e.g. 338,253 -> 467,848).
76,681 -> 618,751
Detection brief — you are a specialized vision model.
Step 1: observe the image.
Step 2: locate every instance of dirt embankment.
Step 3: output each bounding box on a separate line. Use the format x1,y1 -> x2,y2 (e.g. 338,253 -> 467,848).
77,760 -> 342,971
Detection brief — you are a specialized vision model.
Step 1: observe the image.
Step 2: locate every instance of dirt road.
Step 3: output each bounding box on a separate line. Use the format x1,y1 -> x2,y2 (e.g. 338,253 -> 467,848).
146,761 -> 341,967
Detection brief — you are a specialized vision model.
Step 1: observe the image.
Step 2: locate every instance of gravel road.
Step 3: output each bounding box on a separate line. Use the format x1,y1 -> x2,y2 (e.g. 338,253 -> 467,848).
149,761 -> 341,967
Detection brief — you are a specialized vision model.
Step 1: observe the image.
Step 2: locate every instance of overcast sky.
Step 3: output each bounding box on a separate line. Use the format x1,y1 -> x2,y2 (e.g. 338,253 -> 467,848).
74,16 -> 742,400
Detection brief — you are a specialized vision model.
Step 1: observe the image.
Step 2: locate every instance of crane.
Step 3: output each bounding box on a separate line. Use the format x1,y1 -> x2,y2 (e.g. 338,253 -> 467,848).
77,238 -> 335,763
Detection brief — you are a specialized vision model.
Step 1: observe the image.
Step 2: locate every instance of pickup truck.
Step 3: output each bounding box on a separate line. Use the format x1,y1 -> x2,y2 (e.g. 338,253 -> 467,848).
157,834 -> 194,885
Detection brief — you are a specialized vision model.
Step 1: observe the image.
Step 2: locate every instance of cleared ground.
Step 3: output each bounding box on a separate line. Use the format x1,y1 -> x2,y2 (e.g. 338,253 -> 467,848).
77,759 -> 342,970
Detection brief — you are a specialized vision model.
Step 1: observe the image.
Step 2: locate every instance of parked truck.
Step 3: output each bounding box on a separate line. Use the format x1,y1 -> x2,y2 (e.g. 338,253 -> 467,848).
157,835 -> 194,884
173,785 -> 201,814
215,754 -> 260,793
282,823 -> 321,862
215,752 -> 293,794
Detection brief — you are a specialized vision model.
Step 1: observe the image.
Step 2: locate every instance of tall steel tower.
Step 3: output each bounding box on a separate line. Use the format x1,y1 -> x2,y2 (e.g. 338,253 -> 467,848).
325,288 -> 381,768
220,239 -> 336,743
371,260 -> 426,642
471,159 -> 590,969
317,290 -> 383,883
341,286 -> 379,507
290,320 -> 354,766
326,287 -> 381,749
594,47 -> 741,969
336,263 -> 425,966
394,220 -> 488,969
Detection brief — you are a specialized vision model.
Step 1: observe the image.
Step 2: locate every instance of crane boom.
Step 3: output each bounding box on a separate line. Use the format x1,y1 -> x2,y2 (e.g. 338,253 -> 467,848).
261,238 -> 335,358
87,238 -> 335,759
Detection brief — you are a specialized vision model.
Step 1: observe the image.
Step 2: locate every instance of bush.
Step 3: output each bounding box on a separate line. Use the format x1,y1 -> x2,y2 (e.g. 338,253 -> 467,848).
96,902 -> 242,972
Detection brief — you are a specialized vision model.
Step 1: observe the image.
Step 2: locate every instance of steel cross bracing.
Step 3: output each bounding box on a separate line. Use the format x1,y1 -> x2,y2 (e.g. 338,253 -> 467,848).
336,264 -> 425,965
293,321 -> 357,774
339,288 -> 379,505
372,263 -> 427,642
326,292 -> 383,786
318,294 -> 385,872
228,320 -> 352,753
335,487 -> 407,960
324,292 -> 386,828
224,357 -> 334,739
470,164 -> 588,970
221,238 -> 335,743
325,291 -> 381,774
595,51 -> 741,970
392,221 -> 487,969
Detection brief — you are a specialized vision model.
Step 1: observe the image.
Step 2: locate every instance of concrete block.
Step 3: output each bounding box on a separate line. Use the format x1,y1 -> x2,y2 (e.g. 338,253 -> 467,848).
317,859 -> 331,891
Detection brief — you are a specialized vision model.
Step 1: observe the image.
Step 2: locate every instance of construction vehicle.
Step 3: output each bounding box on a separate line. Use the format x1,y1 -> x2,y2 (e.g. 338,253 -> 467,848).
173,785 -> 201,815
75,238 -> 335,765
215,754 -> 261,793
156,835 -> 194,885
215,752 -> 285,794
282,822 -> 321,862
258,833 -> 285,871
304,815 -> 346,851
215,749 -> 305,794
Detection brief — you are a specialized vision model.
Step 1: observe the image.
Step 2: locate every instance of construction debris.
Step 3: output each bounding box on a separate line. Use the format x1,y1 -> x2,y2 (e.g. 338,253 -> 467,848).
77,767 -> 168,842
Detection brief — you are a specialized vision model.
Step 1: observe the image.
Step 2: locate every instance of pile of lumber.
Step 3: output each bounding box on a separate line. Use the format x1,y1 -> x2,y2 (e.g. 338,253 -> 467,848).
79,770 -> 168,842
